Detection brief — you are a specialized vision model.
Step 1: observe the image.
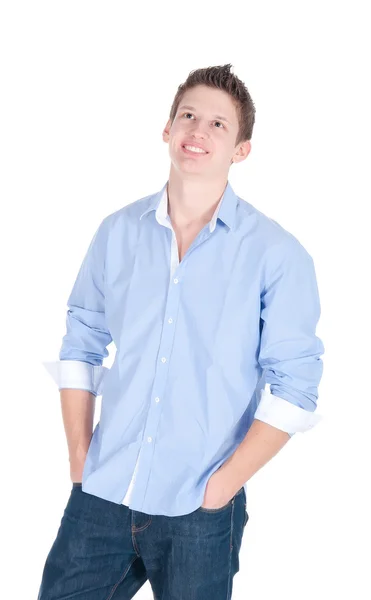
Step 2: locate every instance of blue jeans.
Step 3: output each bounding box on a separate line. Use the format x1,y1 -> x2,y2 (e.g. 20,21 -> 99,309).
37,482 -> 249,599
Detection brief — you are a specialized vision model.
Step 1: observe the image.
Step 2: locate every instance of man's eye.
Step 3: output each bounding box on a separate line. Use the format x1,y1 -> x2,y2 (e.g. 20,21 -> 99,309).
182,113 -> 224,128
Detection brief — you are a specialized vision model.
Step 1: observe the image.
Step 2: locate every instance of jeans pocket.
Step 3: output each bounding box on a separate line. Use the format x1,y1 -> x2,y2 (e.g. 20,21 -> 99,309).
199,486 -> 244,513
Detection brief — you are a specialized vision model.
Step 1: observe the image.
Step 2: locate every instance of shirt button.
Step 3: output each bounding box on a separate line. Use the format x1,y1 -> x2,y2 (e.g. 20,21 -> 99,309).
173,278 -> 179,284
168,317 -> 173,324
155,397 -> 160,403
161,357 -> 167,363
147,436 -> 152,443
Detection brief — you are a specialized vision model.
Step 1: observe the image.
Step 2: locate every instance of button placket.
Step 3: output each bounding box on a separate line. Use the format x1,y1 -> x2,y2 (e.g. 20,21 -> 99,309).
130,251 -> 182,507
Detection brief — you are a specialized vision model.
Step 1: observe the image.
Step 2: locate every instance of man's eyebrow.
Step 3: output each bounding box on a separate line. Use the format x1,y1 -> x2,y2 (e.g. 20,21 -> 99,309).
178,105 -> 231,124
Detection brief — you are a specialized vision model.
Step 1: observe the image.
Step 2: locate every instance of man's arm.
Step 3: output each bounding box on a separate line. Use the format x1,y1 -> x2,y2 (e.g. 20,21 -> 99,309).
207,236 -> 325,503
210,420 -> 290,504
43,216 -> 112,482
60,389 -> 96,483
253,236 -> 325,438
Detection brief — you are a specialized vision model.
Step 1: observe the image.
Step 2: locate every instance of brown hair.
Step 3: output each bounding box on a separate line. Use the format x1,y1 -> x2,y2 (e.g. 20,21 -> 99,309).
169,63 -> 256,146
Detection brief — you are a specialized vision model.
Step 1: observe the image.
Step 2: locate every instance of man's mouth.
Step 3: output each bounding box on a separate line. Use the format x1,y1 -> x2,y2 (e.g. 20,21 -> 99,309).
181,144 -> 209,156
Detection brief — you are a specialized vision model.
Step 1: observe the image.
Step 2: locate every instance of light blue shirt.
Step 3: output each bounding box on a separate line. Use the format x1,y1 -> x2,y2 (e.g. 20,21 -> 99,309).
43,179 -> 324,517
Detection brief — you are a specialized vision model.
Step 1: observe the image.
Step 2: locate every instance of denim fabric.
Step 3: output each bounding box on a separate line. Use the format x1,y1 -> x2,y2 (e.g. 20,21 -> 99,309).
37,483 -> 249,599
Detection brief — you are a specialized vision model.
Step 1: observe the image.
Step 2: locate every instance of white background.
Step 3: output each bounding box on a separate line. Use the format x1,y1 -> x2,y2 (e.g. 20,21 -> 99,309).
1,1 -> 370,598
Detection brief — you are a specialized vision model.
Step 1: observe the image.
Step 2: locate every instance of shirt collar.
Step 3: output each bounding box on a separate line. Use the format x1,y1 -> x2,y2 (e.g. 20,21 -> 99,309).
139,180 -> 238,232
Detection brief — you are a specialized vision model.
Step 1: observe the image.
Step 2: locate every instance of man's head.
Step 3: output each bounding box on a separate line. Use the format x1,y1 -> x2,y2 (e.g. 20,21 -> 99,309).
163,64 -> 255,181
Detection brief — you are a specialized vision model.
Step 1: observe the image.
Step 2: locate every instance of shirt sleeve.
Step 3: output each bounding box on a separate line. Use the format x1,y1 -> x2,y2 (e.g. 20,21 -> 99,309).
42,216 -> 112,396
254,236 -> 325,436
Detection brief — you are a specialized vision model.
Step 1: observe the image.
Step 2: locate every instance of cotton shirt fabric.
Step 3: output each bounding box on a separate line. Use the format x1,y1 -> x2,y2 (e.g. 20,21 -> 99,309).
43,179 -> 324,517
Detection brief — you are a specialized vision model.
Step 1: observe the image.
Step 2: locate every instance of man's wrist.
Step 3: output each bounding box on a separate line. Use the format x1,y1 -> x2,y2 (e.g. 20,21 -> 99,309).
68,445 -> 89,464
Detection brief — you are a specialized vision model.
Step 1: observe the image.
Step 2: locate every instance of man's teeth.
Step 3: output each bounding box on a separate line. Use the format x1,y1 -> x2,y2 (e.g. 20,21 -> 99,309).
183,145 -> 206,154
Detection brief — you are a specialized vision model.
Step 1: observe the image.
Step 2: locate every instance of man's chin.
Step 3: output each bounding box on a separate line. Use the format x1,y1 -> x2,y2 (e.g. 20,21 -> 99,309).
176,165 -> 212,178
171,155 -> 212,172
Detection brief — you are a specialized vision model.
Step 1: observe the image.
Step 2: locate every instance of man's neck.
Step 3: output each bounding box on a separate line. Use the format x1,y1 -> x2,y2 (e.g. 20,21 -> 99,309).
167,167 -> 228,230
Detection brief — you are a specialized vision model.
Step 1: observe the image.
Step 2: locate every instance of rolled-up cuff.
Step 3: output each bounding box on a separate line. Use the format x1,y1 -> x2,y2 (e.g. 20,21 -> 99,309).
42,360 -> 109,396
254,383 -> 323,434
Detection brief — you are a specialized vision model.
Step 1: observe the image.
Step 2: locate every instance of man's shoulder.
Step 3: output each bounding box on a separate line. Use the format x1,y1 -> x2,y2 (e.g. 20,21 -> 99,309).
104,191 -> 157,224
89,190 -> 158,248
237,196 -> 310,257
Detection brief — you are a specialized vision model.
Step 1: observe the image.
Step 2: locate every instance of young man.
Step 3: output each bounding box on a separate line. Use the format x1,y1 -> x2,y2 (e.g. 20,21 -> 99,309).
38,64 -> 324,599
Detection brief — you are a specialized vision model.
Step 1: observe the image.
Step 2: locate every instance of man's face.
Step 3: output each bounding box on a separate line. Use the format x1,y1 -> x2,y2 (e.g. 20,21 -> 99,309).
163,84 -> 250,179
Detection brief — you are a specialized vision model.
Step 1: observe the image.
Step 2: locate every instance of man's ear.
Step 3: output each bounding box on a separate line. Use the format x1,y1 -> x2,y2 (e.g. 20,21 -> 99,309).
162,119 -> 172,143
232,140 -> 252,164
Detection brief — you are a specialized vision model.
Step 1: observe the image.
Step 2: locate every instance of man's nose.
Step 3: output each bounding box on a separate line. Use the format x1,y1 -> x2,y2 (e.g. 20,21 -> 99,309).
190,123 -> 209,138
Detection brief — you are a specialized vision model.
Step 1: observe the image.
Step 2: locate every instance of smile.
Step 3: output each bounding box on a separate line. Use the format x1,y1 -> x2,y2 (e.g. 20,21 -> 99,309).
182,145 -> 208,156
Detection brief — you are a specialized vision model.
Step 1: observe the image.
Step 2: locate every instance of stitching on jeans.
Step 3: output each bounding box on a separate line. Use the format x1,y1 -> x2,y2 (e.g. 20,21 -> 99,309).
131,517 -> 152,556
104,556 -> 139,600
132,528 -> 141,557
132,516 -> 152,532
